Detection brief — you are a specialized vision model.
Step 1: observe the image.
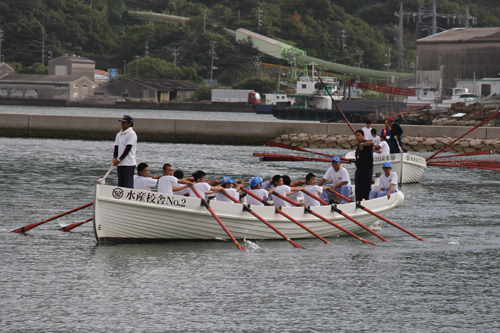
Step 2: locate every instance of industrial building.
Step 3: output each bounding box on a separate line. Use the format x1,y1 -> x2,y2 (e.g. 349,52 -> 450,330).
93,78 -> 198,102
406,27 -> 500,92
0,55 -> 97,101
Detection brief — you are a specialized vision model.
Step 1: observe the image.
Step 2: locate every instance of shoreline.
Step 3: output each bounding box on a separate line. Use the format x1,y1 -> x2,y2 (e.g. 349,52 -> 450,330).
274,133 -> 500,154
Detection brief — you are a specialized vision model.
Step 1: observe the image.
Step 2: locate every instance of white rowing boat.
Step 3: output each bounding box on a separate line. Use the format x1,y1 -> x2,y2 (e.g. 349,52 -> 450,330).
93,182 -> 405,244
343,152 -> 427,184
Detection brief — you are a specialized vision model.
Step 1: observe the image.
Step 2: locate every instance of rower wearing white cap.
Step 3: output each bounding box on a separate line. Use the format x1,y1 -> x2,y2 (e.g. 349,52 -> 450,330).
369,162 -> 398,200
215,176 -> 244,203
317,156 -> 352,204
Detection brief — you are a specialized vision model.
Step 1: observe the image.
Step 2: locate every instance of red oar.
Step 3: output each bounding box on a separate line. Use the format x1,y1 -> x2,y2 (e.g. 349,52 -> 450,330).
428,159 -> 496,164
191,188 -> 245,251
270,192 -> 376,245
301,189 -> 388,242
254,152 -> 331,163
427,110 -> 500,160
239,188 -> 329,244
316,74 -> 356,134
59,218 -> 94,232
11,202 -> 94,233
221,190 -> 304,248
427,151 -> 493,159
328,191 -> 425,242
264,140 -> 347,159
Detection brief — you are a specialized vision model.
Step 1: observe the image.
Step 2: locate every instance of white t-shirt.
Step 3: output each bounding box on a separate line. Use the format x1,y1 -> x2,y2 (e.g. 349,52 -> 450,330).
133,175 -> 157,191
114,128 -> 137,166
362,127 -> 374,141
158,175 -> 178,195
304,185 -> 324,207
374,141 -> 390,155
287,191 -> 301,203
215,188 -> 240,203
323,166 -> 351,186
246,189 -> 269,206
272,185 -> 292,208
372,136 -> 381,145
189,182 -> 211,199
379,172 -> 398,192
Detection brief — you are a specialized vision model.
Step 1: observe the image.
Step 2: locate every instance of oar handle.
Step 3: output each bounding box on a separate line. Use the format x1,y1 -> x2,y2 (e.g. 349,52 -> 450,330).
220,189 -> 240,204
240,188 -> 272,206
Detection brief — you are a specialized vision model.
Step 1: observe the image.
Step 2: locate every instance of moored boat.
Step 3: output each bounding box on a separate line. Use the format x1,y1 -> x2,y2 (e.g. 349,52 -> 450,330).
344,152 -> 427,184
93,182 -> 404,244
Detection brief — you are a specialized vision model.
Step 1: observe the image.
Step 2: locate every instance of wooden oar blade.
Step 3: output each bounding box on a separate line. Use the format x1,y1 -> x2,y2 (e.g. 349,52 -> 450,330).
11,221 -> 47,233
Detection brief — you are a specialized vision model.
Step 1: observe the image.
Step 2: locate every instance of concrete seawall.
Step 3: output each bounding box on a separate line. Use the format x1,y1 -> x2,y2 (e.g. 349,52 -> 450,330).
1,113 -> 499,145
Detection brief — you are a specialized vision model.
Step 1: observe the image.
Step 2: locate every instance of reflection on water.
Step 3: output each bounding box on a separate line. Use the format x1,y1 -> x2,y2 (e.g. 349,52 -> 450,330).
1,136 -> 500,332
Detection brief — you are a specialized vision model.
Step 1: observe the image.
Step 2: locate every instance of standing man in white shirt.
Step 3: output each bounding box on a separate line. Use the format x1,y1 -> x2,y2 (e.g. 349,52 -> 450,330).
362,120 -> 374,141
317,156 -> 352,204
112,115 -> 137,188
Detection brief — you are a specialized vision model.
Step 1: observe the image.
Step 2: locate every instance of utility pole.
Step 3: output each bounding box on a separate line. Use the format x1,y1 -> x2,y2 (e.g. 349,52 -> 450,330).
0,30 -> 4,63
172,47 -> 179,66
386,47 -> 391,100
395,2 -> 404,72
254,55 -> 261,77
123,60 -> 126,76
42,13 -> 45,65
203,9 -> 208,32
356,50 -> 364,68
134,55 -> 140,78
209,40 -> 218,86
395,1 -> 476,73
287,49 -> 294,79
145,42 -> 149,58
256,7 -> 263,33
340,28 -> 347,53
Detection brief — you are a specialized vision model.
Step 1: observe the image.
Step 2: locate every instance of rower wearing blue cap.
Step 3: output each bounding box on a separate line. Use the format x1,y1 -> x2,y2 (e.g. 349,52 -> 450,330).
215,176 -> 245,203
246,177 -> 274,206
317,156 -> 352,204
369,161 -> 398,200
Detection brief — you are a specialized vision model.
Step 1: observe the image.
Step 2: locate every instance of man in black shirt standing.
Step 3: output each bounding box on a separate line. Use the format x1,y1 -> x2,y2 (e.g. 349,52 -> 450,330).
354,129 -> 374,201
387,117 -> 404,153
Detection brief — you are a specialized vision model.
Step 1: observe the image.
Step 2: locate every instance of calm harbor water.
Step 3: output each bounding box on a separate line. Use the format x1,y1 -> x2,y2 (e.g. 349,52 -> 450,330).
1,107 -> 500,332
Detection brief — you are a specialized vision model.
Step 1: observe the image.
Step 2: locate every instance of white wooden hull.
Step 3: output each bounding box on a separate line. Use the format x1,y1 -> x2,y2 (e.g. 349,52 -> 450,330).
93,184 -> 405,244
344,152 -> 427,184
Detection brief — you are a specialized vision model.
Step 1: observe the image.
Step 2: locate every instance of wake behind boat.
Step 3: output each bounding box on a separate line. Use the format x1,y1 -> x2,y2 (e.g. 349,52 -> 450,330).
92,182 -> 404,244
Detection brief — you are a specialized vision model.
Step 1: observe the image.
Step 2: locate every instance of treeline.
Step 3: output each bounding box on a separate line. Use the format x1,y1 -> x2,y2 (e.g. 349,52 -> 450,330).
1,0 -> 499,87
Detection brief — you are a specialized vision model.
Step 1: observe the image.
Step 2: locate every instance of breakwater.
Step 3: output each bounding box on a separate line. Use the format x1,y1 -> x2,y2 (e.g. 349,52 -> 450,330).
1,113 -> 499,148
274,133 -> 500,153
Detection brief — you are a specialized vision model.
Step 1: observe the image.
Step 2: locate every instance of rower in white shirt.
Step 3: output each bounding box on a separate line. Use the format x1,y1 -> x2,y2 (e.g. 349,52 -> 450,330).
133,163 -> 161,191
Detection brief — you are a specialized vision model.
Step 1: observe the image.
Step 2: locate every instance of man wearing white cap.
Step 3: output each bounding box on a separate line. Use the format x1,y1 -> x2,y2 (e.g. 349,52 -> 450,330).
369,162 -> 398,199
112,115 -> 137,188
318,156 -> 352,204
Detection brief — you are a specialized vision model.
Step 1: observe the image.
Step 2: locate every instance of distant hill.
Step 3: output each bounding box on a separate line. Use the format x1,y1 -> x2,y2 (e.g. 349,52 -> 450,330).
0,0 -> 498,85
